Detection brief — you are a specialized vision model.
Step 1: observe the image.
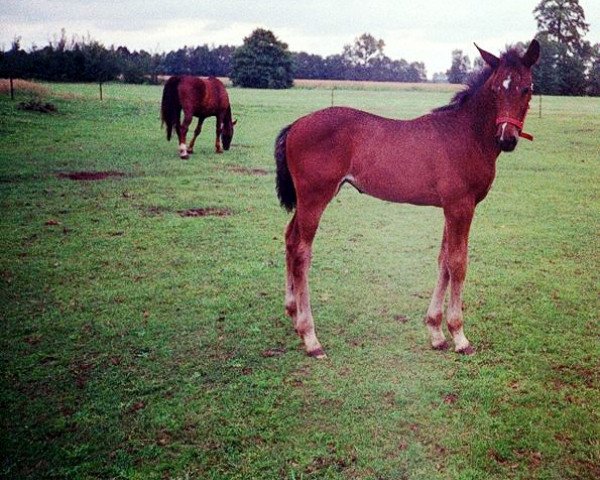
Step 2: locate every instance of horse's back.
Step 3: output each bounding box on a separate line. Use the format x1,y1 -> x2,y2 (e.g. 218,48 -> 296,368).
178,76 -> 229,116
285,106 -> 473,207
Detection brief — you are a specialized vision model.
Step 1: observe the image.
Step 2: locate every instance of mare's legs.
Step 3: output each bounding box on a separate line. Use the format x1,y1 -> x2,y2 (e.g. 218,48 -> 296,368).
425,227 -> 450,350
214,115 -> 224,153
187,118 -> 204,154
177,110 -> 194,159
443,200 -> 475,354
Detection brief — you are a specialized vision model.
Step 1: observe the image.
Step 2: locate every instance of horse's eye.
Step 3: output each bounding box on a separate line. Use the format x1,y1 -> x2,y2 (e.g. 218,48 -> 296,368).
521,86 -> 531,95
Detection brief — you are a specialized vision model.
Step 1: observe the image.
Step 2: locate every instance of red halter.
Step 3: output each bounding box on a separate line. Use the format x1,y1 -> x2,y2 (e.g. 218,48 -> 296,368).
495,113 -> 534,141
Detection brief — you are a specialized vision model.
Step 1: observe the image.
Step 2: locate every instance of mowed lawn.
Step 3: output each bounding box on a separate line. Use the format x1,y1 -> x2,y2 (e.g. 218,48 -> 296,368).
0,81 -> 598,480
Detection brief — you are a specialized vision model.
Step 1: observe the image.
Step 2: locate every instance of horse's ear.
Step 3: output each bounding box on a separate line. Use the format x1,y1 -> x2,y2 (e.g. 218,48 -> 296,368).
474,43 -> 499,69
522,39 -> 540,68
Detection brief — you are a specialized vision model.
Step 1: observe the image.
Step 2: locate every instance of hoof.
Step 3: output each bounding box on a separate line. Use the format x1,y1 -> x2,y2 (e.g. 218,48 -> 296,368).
432,340 -> 449,351
180,155 -> 189,160
457,345 -> 475,355
307,348 -> 327,359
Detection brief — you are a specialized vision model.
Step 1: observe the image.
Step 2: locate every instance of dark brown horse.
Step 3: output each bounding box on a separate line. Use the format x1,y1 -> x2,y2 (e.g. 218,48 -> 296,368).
275,41 -> 540,358
161,76 -> 236,159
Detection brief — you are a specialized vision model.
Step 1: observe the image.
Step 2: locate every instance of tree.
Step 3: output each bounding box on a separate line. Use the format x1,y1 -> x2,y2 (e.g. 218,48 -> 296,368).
230,29 -> 293,89
532,1 -> 592,95
532,35 -> 562,94
342,33 -> 385,67
0,38 -> 28,99
534,0 -> 589,55
587,44 -> 600,96
292,52 -> 327,79
446,50 -> 471,84
432,72 -> 448,83
81,41 -> 119,100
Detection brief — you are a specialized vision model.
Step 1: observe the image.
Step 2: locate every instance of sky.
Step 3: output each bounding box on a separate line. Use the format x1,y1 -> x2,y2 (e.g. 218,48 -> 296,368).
1,0 -> 599,78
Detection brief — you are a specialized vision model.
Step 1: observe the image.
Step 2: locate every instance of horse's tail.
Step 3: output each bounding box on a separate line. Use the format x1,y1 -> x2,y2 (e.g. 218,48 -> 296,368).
275,124 -> 297,212
161,76 -> 181,141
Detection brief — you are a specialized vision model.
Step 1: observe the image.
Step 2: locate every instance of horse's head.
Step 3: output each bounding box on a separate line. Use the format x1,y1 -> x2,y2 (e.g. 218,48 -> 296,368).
477,40 -> 540,152
221,118 -> 237,151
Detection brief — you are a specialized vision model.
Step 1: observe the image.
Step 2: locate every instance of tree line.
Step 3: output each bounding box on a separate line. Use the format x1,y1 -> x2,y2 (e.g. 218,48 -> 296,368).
1,0 -> 598,95
0,29 -> 426,88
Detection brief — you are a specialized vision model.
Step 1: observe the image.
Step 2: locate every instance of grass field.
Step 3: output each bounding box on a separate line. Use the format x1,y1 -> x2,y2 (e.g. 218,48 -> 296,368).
1,80 -> 599,479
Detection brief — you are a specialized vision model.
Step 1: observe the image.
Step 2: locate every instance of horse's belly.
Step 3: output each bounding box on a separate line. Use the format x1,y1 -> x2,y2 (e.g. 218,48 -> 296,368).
350,171 -> 442,207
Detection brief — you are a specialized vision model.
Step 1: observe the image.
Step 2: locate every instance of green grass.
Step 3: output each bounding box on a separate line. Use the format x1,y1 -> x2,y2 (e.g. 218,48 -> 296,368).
1,82 -> 598,479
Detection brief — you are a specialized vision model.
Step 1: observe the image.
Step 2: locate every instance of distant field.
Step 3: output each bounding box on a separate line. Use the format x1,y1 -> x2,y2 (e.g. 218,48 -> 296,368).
1,81 -> 598,479
294,78 -> 462,92
155,75 -> 463,93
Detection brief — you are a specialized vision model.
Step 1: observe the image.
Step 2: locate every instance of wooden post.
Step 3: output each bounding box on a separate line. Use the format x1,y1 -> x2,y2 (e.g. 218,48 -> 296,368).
9,77 -> 14,100
331,86 -> 335,107
538,94 -> 542,119
99,82 -> 103,101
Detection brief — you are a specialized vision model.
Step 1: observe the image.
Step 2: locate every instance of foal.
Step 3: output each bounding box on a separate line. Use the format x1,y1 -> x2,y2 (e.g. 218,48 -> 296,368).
275,41 -> 540,358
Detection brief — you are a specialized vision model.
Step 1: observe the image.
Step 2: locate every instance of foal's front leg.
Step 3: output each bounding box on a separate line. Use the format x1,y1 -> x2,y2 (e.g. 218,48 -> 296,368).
443,200 -> 476,354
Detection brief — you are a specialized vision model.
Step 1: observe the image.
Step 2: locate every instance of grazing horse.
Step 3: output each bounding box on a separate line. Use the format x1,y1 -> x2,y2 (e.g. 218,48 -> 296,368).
161,76 -> 236,159
275,41 -> 540,358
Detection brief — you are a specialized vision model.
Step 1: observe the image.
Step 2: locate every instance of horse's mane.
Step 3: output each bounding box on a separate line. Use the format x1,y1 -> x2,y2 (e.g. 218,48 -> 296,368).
433,48 -> 523,113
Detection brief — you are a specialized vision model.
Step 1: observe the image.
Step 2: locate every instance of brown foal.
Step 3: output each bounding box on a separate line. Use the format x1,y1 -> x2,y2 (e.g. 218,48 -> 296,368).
275,41 -> 540,358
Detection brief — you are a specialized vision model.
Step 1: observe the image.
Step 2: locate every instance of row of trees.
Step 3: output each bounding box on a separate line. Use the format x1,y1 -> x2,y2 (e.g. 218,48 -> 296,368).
0,29 -> 425,89
443,0 -> 600,95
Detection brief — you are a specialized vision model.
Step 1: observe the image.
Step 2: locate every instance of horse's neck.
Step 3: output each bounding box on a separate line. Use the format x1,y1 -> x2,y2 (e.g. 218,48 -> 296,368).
463,87 -> 500,154
223,105 -> 232,125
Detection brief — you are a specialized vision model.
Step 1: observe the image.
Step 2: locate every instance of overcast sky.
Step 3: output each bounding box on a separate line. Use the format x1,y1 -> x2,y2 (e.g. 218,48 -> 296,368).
1,0 -> 599,78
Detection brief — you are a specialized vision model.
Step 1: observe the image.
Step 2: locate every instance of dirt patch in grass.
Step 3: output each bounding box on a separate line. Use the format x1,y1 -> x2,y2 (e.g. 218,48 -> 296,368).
228,166 -> 270,176
442,393 -> 458,404
142,206 -> 169,217
18,99 -> 57,113
261,347 -> 286,358
178,207 -> 232,217
551,364 -> 598,389
303,444 -> 358,475
58,171 -> 126,181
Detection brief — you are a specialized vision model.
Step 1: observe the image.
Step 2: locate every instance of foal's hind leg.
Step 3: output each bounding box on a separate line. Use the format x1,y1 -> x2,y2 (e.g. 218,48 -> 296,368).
287,197 -> 336,358
425,227 -> 450,350
284,213 -> 298,322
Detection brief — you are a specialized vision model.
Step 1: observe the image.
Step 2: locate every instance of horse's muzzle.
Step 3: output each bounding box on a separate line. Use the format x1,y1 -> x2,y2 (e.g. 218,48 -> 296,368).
497,136 -> 518,152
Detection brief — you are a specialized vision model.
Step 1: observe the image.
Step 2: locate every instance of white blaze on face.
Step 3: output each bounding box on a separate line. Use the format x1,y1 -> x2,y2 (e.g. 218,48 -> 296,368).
499,122 -> 508,141
502,75 -> 512,91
